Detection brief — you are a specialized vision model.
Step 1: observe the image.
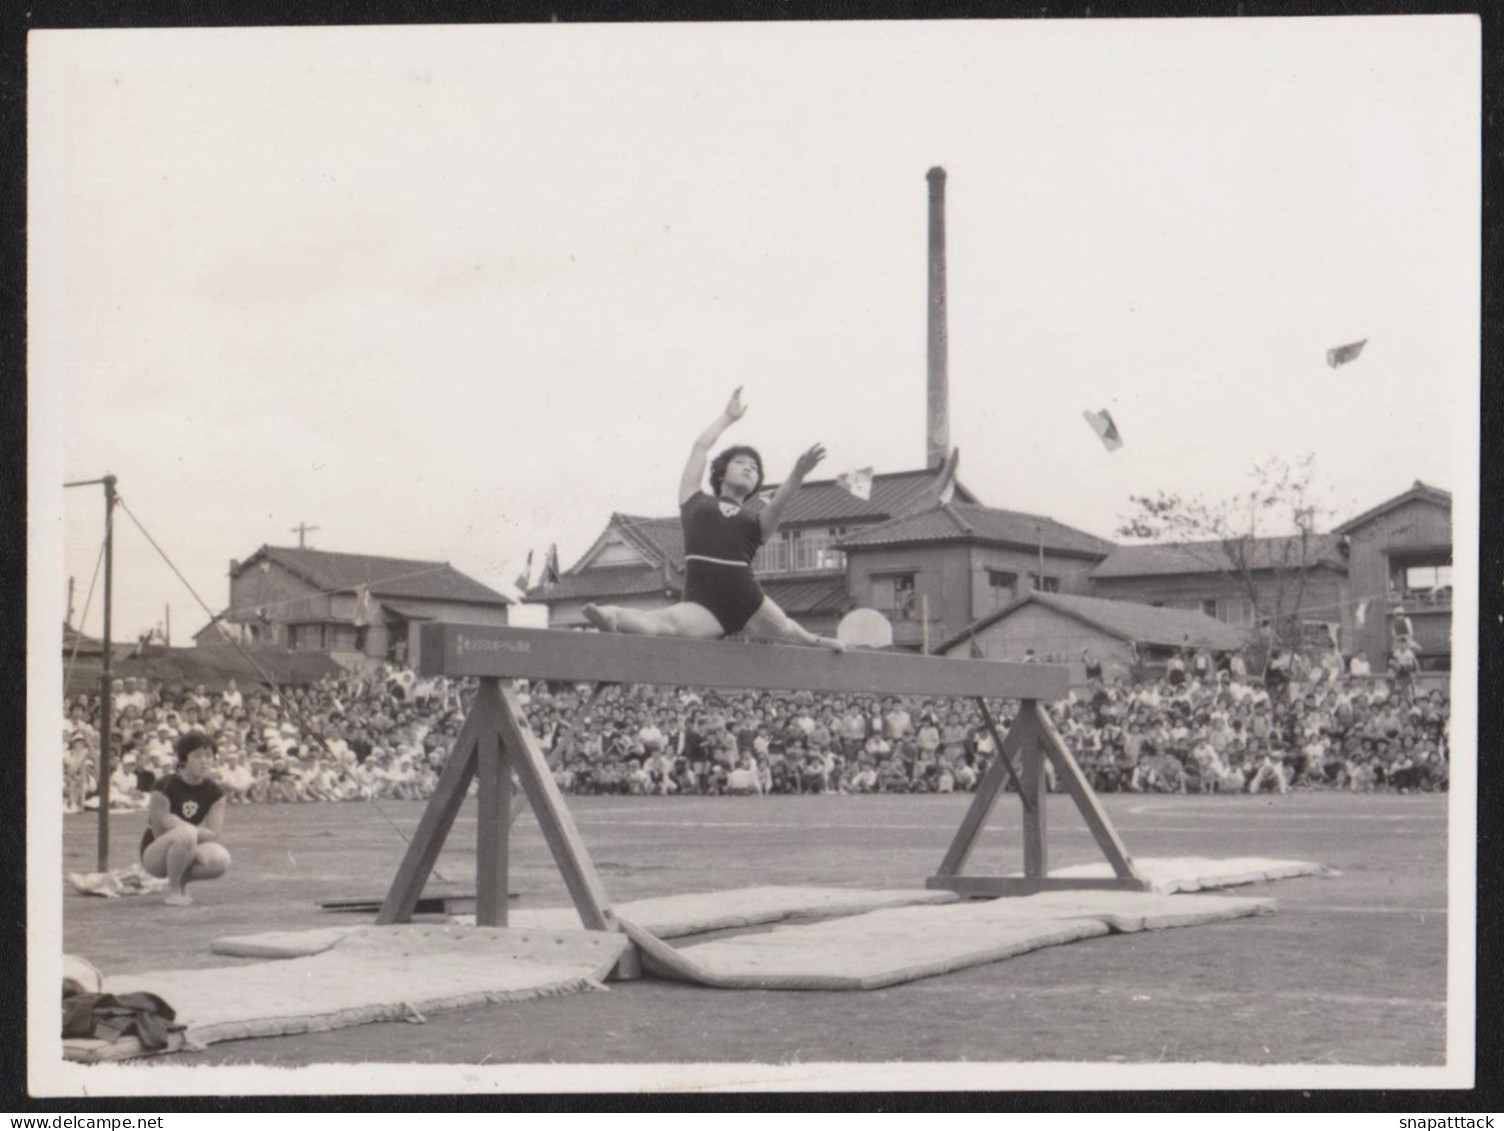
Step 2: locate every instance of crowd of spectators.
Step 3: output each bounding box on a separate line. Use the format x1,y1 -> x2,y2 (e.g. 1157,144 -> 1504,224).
61,643 -> 1450,813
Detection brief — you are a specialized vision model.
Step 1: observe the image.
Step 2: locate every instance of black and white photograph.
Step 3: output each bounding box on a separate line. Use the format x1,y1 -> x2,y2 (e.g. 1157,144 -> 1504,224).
27,14 -> 1479,1098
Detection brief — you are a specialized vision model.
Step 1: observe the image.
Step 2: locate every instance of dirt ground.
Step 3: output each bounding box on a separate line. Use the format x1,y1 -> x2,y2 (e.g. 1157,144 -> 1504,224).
59,790 -> 1449,1069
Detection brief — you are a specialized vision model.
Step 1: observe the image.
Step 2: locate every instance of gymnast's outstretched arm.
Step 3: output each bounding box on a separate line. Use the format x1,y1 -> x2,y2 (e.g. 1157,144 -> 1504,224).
758,443 -> 827,541
679,388 -> 748,506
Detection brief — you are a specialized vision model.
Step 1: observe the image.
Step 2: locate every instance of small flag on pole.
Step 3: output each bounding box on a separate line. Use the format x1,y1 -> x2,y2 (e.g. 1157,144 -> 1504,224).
514,550 -> 534,592
1082,409 -> 1123,452
352,584 -> 374,628
836,466 -> 874,501
1355,599 -> 1368,628
1326,339 -> 1367,369
540,544 -> 561,588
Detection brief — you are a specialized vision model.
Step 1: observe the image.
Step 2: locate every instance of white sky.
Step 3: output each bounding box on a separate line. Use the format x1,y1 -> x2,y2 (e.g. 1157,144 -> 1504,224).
31,17 -> 1480,641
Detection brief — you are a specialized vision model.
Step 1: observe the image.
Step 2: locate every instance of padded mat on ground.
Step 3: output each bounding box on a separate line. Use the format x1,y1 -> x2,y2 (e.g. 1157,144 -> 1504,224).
1046,856 -> 1332,893
109,924 -> 626,1047
624,889 -> 1274,990
214,886 -> 959,957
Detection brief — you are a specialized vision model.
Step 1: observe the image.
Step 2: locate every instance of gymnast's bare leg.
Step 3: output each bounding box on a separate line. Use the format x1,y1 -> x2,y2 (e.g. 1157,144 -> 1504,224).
743,597 -> 845,652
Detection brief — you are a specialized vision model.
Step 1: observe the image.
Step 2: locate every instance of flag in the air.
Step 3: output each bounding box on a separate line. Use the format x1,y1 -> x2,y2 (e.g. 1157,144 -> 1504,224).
1326,339 -> 1367,369
836,466 -> 874,501
540,544 -> 561,588
352,584 -> 374,628
1082,409 -> 1123,452
935,447 -> 960,505
1355,599 -> 1368,628
514,550 -> 534,592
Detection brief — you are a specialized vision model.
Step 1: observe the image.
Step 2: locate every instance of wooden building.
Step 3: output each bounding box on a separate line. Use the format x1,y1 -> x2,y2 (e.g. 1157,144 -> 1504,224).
835,502 -> 1115,651
936,591 -> 1252,685
194,545 -> 511,668
1088,534 -> 1352,655
1333,481 -> 1453,671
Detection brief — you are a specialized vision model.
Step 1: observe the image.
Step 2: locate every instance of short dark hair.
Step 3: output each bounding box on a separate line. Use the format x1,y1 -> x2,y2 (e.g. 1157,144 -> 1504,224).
709,445 -> 763,497
175,730 -> 215,762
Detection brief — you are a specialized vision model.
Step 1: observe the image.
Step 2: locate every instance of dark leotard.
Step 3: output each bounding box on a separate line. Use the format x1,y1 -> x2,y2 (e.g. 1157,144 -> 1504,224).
140,773 -> 224,859
680,491 -> 766,635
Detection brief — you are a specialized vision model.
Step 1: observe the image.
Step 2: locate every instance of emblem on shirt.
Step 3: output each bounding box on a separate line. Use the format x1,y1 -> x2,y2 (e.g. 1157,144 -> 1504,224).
181,800 -> 199,819
718,501 -> 741,518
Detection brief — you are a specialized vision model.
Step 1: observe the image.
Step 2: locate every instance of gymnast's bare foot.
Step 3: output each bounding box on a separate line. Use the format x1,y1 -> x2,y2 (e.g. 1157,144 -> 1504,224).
163,891 -> 194,906
582,604 -> 617,632
815,635 -> 846,653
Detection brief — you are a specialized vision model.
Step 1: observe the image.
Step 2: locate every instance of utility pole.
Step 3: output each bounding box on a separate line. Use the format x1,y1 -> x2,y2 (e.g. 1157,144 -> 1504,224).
100,474 -> 116,869
64,473 -> 118,870
66,577 -> 75,630
165,603 -> 171,646
290,522 -> 320,548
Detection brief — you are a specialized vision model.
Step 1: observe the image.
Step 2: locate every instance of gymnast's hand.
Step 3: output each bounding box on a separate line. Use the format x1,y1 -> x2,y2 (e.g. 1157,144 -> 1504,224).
724,387 -> 748,423
792,443 -> 827,479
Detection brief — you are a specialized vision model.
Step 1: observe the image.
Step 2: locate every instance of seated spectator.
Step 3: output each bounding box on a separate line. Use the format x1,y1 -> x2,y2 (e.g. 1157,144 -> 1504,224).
64,733 -> 94,814
1246,740 -> 1289,794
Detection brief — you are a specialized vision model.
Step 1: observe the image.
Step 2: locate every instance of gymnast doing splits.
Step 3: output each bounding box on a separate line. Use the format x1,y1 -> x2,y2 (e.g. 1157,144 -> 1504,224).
582,388 -> 845,651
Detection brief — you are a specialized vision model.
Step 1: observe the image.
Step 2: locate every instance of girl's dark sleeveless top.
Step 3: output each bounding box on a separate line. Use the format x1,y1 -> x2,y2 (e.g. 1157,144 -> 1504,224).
680,492 -> 764,564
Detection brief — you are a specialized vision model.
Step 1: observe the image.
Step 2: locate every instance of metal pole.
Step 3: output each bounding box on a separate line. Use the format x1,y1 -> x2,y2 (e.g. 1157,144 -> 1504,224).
1037,524 -> 1045,591
98,474 -> 116,871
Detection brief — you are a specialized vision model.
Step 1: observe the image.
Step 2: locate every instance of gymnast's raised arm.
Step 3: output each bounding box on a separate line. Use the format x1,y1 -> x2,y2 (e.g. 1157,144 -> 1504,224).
679,387 -> 748,506
759,443 -> 827,540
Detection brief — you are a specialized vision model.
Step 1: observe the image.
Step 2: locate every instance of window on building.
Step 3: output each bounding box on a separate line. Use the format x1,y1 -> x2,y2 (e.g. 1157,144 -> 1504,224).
1217,597 -> 1257,626
328,624 -> 358,652
820,527 -> 850,571
792,530 -> 848,572
988,569 -> 1017,605
1201,600 -> 1218,618
872,573 -> 918,620
753,537 -> 790,574
1033,575 -> 1060,593
759,528 -> 848,573
1402,564 -> 1452,591
290,623 -> 323,651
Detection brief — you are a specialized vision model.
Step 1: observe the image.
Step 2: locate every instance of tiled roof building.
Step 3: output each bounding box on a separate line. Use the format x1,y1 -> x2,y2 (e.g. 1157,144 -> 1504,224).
195,545 -> 510,664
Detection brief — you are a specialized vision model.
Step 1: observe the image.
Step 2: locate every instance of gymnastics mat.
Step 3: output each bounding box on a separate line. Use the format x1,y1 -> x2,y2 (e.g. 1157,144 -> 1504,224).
214,885 -> 960,958
626,889 -> 1275,991
108,923 -> 626,1048
1042,856 -> 1334,894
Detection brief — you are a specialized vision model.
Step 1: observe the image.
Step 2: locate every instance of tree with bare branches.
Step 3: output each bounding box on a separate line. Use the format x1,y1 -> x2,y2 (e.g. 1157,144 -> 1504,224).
1116,454 -> 1340,662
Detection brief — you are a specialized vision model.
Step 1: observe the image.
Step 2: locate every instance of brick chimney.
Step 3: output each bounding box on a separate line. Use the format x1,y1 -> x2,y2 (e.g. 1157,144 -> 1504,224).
926,166 -> 950,470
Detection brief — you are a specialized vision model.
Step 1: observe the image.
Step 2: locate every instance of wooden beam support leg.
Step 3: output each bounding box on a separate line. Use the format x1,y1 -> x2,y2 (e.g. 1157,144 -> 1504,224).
1028,700 -> 1145,883
376,702 -> 485,925
930,706 -> 1037,880
508,681 -> 613,828
473,680 -> 510,927
1019,700 -> 1048,879
497,684 -> 616,931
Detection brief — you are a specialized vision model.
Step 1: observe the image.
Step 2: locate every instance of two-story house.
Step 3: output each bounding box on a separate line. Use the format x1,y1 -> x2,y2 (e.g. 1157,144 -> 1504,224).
194,545 -> 512,668
834,501 -> 1117,651
1333,480 -> 1452,672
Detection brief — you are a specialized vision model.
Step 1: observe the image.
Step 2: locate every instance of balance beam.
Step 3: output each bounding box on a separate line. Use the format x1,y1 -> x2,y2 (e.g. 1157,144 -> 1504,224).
383,622 -> 1140,981
417,623 -> 1069,700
